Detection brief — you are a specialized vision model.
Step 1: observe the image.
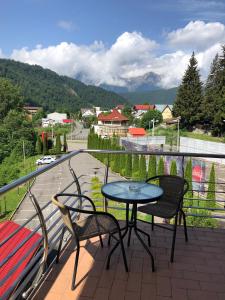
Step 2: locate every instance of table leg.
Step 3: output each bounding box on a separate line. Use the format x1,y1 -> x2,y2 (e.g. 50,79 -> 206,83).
106,203 -> 129,269
133,204 -> 155,272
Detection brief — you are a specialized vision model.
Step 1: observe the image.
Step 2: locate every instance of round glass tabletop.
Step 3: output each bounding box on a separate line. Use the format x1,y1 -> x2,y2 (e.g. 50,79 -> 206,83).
101,181 -> 163,204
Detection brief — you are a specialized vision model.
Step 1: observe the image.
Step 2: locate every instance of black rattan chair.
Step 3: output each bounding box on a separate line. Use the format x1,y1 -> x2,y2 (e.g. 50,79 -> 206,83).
52,193 -> 128,290
137,175 -> 189,262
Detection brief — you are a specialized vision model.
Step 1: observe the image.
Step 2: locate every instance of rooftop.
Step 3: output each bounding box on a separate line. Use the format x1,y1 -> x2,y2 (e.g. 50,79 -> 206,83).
98,109 -> 129,122
133,105 -> 155,111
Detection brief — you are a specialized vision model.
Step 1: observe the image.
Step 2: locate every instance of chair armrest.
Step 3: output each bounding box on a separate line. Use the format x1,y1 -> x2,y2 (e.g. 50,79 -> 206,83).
54,193 -> 96,211
65,205 -> 121,230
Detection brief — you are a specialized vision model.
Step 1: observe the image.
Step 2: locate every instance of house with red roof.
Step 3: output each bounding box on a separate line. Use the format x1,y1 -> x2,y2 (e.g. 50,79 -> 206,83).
96,109 -> 129,137
127,127 -> 147,137
133,104 -> 155,119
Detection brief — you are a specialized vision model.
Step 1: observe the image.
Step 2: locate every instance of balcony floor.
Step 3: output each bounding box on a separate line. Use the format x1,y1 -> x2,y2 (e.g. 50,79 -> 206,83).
33,222 -> 225,300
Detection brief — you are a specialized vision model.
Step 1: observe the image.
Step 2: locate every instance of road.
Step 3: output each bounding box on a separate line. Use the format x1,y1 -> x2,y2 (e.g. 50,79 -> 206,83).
12,140 -> 124,231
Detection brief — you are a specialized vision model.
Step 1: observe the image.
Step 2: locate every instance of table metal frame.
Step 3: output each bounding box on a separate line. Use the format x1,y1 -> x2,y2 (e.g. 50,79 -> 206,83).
102,181 -> 163,272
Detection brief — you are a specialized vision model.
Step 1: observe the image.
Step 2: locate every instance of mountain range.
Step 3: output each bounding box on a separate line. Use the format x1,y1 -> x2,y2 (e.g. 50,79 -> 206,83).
100,72 -> 162,93
122,87 -> 177,105
0,59 -> 128,112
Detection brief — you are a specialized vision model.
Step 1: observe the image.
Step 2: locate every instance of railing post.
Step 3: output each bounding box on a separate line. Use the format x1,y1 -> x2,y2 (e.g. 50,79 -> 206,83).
103,154 -> 110,212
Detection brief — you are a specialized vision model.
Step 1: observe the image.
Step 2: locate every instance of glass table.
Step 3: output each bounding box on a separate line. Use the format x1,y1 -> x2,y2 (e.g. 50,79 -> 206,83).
101,181 -> 163,272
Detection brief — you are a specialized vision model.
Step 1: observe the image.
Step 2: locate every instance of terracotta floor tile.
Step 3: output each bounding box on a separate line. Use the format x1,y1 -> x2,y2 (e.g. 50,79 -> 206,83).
32,224 -> 225,300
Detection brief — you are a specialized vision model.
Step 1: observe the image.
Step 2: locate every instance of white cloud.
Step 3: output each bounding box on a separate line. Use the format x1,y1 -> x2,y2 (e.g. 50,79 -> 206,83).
8,24 -> 225,89
58,20 -> 75,31
167,21 -> 225,51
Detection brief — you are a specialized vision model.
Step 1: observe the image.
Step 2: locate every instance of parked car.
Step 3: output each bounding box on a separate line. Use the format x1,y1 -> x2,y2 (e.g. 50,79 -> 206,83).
36,156 -> 56,165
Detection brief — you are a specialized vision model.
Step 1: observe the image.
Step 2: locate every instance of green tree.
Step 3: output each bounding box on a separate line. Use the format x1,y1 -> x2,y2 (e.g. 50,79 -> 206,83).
184,159 -> 193,205
148,155 -> 157,178
55,134 -> 62,154
122,105 -> 134,125
173,52 -> 203,129
125,154 -> 132,178
36,135 -> 43,154
139,155 -> 147,180
141,110 -> 163,129
132,155 -> 139,179
0,77 -> 23,120
207,164 -> 216,208
201,54 -> 220,130
210,46 -> 225,135
63,133 -> 68,152
157,157 -> 164,176
43,134 -> 48,155
170,160 -> 177,176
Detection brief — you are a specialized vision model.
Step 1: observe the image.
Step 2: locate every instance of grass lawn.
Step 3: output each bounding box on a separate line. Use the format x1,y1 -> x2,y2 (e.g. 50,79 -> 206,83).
0,155 -> 39,221
153,126 -> 224,144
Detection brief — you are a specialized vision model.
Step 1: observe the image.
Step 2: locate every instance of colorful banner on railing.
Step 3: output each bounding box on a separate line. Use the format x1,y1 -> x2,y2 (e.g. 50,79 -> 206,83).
164,157 -> 206,192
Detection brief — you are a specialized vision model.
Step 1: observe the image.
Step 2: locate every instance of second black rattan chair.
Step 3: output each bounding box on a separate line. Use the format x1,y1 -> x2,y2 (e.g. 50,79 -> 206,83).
52,193 -> 128,290
137,175 -> 189,262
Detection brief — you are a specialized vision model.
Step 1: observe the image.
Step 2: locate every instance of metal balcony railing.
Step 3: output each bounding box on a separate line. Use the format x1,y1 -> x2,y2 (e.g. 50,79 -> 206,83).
1,149 -> 225,300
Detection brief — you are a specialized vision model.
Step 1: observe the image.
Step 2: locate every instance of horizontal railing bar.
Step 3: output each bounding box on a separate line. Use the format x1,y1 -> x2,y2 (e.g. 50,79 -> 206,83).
82,149 -> 225,158
1,148 -> 225,199
184,198 -> 225,202
183,206 -> 225,211
186,213 -> 225,218
0,237 -> 43,286
0,150 -> 81,197
4,247 -> 44,300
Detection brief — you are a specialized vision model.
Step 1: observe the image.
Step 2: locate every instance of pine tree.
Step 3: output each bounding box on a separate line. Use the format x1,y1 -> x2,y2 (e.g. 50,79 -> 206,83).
173,52 -> 203,129
139,155 -> 147,180
211,46 -> 225,135
63,133 -> 68,152
184,159 -> 193,205
36,135 -> 43,154
148,155 -> 157,178
202,54 -> 220,130
55,134 -> 62,154
125,154 -> 132,178
43,134 -> 48,155
170,160 -> 177,176
132,155 -> 139,179
207,164 -> 216,208
157,157 -> 164,176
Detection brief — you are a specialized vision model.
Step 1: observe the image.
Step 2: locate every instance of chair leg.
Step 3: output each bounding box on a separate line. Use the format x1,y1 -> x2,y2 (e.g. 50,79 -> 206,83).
108,234 -> 111,246
71,242 -> 80,290
127,226 -> 132,247
56,226 -> 65,263
181,210 -> 188,242
152,215 -> 154,231
170,214 -> 178,263
99,235 -> 104,248
119,232 -> 128,272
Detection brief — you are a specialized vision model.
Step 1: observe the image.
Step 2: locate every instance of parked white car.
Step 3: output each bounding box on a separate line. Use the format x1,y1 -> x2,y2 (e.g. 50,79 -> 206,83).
36,156 -> 56,165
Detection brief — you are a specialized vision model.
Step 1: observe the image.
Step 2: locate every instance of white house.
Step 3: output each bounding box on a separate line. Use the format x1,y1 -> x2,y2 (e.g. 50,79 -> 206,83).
47,112 -> 67,125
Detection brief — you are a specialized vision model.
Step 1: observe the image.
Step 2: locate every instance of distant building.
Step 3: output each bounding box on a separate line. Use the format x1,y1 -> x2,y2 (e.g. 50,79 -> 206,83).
127,128 -> 147,137
155,105 -> 173,121
23,105 -> 42,120
133,104 -> 155,119
96,109 -> 129,137
115,104 -> 125,113
81,108 -> 95,118
42,112 -> 67,127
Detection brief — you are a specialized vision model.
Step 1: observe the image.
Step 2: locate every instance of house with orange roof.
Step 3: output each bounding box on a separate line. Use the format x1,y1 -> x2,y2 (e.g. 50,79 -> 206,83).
133,104 -> 155,119
127,127 -> 147,137
96,109 -> 129,137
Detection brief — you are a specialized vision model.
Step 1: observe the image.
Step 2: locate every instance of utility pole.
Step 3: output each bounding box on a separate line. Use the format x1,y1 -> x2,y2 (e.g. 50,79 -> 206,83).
151,118 -> 158,136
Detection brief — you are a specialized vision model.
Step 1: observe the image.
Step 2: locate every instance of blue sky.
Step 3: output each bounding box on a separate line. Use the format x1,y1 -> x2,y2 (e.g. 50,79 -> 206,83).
1,0 -> 225,88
